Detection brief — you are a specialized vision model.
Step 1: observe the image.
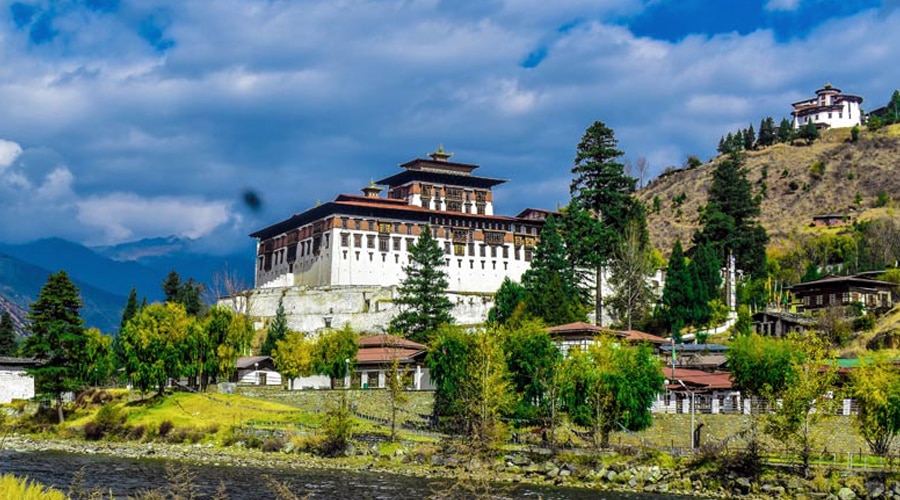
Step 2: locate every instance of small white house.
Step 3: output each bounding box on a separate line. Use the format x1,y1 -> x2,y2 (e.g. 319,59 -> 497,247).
0,357 -> 37,403
791,83 -> 864,130
234,356 -> 283,386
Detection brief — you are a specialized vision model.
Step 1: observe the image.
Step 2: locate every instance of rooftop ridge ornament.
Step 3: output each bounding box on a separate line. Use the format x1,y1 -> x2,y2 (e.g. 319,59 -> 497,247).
429,144 -> 453,162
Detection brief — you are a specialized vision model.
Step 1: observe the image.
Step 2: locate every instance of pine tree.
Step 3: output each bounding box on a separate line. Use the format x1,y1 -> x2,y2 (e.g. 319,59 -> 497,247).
0,311 -> 17,356
523,215 -> 586,326
687,242 -> 722,325
744,124 -> 756,151
261,296 -> 289,355
22,271 -> 88,423
120,287 -> 139,331
777,118 -> 794,143
659,240 -> 691,340
567,121 -> 637,325
389,225 -> 454,344
758,117 -> 776,147
162,270 -> 181,303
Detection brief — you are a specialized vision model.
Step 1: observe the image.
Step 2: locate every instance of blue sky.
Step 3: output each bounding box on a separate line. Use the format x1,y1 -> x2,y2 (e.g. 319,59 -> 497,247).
0,0 -> 898,254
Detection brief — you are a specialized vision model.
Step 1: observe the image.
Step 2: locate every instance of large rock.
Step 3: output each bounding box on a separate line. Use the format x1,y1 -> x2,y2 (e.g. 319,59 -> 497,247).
837,487 -> 856,500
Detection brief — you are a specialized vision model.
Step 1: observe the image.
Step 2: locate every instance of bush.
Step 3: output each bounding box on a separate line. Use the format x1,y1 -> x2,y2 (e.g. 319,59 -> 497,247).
83,403 -> 125,440
851,125 -> 860,142
83,421 -> 104,441
127,425 -> 146,441
0,474 -> 67,500
262,438 -> 285,453
877,190 -> 890,207
780,168 -> 790,178
158,420 -> 174,439
809,161 -> 826,180
788,180 -> 800,191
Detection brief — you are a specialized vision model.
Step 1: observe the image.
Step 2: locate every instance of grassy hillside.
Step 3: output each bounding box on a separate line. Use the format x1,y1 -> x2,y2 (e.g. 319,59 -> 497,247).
638,124 -> 900,256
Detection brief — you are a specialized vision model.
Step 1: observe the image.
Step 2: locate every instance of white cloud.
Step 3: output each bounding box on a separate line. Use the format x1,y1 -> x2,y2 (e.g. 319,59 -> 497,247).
76,194 -> 234,245
0,139 -> 22,171
764,0 -> 802,12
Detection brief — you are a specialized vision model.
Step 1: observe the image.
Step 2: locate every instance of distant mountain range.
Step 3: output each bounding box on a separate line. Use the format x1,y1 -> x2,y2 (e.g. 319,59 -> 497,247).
0,236 -> 255,337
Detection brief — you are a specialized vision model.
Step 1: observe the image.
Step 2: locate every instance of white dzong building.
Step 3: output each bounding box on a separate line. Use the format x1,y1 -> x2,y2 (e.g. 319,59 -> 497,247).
250,147 -> 552,295
791,83 -> 863,130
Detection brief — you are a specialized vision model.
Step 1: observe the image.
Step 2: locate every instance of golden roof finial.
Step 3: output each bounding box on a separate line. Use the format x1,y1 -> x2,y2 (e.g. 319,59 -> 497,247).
429,144 -> 453,162
369,178 -> 375,188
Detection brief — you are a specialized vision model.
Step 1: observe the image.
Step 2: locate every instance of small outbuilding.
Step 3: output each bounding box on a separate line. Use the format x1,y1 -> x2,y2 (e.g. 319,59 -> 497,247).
234,356 -> 282,386
355,334 -> 433,390
790,275 -> 896,312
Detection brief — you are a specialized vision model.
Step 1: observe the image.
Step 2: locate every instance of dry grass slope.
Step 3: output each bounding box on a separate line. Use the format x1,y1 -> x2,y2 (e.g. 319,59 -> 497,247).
638,124 -> 900,256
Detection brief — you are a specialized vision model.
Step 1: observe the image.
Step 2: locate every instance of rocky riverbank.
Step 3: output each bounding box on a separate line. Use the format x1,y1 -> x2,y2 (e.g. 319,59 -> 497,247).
1,435 -> 892,499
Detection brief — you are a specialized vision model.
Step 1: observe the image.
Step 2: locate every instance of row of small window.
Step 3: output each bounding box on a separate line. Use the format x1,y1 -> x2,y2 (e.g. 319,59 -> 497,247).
341,250 -> 512,271
420,198 -> 486,215
804,110 -> 850,123
338,232 -> 532,261
802,292 -> 885,306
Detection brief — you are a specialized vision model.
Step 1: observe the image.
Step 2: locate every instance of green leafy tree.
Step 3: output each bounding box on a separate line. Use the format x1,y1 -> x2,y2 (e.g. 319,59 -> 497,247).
659,240 -> 692,339
567,121 -> 638,325
502,320 -> 561,421
80,328 -> 113,387
777,118 -> 794,143
261,297 -> 289,355
765,332 -> 836,478
192,306 -> 254,389
312,324 -> 359,388
22,271 -> 88,423
850,357 -> 900,457
487,278 -> 526,327
272,331 -> 314,390
427,325 -> 473,430
522,215 -> 587,326
389,225 -> 454,344
561,339 -> 663,447
119,302 -> 196,396
728,333 -> 798,398
608,215 -> 654,330
459,329 -> 514,445
694,153 -> 768,277
0,311 -> 17,356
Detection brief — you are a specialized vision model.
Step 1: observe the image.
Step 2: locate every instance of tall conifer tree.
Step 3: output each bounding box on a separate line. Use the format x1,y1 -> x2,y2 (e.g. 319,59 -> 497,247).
22,271 -> 88,423
694,153 -> 768,277
0,311 -> 17,356
659,240 -> 691,340
389,225 -> 454,344
120,287 -> 140,331
261,297 -> 289,355
522,215 -> 586,326
567,121 -> 637,325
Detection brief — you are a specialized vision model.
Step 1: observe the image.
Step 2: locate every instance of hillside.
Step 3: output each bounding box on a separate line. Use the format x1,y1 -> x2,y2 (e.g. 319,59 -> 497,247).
638,124 -> 900,256
0,253 -> 126,336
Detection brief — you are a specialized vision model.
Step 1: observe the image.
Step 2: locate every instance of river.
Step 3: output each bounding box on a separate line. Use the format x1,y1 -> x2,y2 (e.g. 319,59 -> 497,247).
0,450 -> 689,499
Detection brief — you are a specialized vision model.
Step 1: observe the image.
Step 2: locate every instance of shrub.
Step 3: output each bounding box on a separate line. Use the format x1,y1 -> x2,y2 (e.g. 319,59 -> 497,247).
788,180 -> 799,191
83,421 -> 103,441
128,425 -> 146,441
780,168 -> 790,178
809,161 -> 826,179
262,438 -> 285,453
851,125 -> 860,142
877,190 -> 890,207
158,420 -> 174,438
